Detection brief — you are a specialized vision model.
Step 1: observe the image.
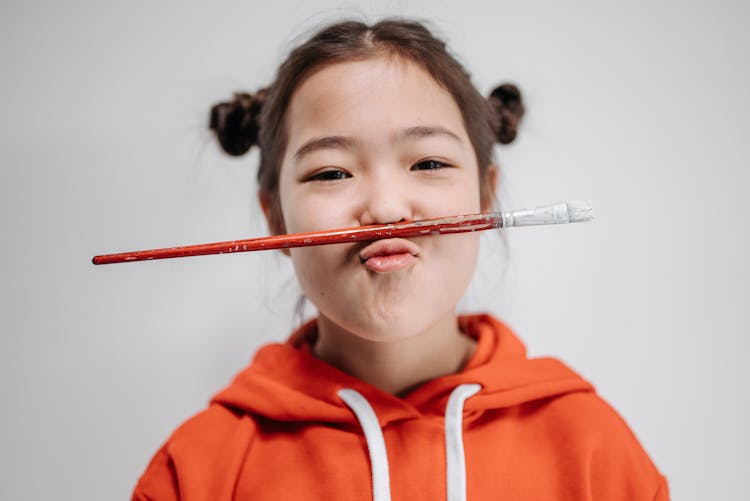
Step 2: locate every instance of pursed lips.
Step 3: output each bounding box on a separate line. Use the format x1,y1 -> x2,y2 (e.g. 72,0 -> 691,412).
358,238 -> 420,273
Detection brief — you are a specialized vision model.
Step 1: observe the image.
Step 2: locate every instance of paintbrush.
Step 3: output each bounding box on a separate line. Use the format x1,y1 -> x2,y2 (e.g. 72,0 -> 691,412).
92,200 -> 593,265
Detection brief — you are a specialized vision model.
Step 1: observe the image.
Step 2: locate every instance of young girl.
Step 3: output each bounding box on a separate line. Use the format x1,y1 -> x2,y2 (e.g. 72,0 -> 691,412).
132,19 -> 668,500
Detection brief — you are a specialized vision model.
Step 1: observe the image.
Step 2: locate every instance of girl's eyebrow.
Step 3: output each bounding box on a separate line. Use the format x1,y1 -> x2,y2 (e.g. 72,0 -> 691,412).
293,125 -> 462,161
398,125 -> 462,144
294,136 -> 358,161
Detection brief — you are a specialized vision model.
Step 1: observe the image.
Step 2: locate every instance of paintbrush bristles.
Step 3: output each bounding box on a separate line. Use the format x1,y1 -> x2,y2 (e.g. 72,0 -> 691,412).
565,200 -> 594,223
501,201 -> 595,227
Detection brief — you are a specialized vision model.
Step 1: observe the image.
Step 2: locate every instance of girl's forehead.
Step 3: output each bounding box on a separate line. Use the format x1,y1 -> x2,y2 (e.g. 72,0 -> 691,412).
284,56 -> 467,143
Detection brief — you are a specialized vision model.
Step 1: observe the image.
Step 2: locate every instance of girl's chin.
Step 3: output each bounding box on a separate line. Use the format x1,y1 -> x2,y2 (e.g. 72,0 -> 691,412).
318,303 -> 456,343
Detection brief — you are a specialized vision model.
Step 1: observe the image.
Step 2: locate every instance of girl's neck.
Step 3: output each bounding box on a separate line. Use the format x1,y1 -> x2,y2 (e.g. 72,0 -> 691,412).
312,312 -> 476,396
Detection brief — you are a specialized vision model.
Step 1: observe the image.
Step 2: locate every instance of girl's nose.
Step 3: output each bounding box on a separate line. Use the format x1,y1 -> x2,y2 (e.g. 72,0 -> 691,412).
357,174 -> 413,225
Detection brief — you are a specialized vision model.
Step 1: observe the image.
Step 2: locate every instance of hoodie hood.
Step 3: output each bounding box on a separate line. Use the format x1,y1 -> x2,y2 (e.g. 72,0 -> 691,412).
134,314 -> 669,501
212,314 -> 593,428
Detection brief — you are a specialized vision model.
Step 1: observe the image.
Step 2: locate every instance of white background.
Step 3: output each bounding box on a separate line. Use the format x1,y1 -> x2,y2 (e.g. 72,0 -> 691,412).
1,0 -> 748,499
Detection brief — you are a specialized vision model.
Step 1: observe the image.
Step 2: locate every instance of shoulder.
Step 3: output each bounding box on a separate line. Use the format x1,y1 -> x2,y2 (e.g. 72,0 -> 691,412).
166,403 -> 258,455
132,404 -> 259,501
540,390 -> 650,451
537,391 -> 670,499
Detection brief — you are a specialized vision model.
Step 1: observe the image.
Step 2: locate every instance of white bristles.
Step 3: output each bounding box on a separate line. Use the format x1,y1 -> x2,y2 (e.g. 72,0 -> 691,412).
501,200 -> 594,227
565,200 -> 594,223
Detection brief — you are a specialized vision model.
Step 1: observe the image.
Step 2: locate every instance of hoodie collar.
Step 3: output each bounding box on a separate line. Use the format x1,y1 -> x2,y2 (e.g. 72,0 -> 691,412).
211,314 -> 593,427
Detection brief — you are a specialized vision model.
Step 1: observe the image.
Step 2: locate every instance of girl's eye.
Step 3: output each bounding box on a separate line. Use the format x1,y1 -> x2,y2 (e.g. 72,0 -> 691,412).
307,169 -> 351,182
411,159 -> 450,171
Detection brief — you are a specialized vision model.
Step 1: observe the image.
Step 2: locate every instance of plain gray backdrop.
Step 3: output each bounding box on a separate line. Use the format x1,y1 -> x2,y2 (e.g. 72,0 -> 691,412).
1,0 -> 748,499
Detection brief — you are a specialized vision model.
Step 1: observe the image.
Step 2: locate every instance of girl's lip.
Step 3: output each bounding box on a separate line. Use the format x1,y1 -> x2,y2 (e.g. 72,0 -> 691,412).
359,238 -> 420,272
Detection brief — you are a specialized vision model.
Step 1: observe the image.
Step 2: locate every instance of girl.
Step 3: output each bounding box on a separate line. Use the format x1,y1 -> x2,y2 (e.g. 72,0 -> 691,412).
132,19 -> 668,500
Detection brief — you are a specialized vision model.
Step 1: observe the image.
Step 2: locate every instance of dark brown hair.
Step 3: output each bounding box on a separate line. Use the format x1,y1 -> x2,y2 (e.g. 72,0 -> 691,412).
210,19 -> 524,234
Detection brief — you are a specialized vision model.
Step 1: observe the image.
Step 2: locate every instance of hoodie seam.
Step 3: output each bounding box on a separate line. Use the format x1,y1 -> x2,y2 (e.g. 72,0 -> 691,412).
230,415 -> 259,501
650,475 -> 669,501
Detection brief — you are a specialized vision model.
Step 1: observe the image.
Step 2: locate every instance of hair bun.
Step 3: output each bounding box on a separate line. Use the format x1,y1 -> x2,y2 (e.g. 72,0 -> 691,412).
488,83 -> 524,144
209,89 -> 267,156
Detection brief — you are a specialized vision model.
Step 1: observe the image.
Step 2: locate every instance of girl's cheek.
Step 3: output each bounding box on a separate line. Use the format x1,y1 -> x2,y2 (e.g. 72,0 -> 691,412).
279,185 -> 324,233
287,186 -> 361,232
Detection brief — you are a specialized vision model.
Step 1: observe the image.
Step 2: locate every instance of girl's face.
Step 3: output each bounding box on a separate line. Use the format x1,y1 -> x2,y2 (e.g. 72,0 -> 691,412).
276,56 -> 489,342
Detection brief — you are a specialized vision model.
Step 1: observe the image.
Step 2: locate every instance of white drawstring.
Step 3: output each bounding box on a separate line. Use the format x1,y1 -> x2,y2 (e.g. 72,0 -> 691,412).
445,384 -> 482,501
338,389 -> 392,501
339,384 -> 481,501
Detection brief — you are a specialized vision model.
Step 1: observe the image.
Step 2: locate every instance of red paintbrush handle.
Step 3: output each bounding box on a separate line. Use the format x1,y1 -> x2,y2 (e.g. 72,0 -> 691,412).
91,213 -> 503,265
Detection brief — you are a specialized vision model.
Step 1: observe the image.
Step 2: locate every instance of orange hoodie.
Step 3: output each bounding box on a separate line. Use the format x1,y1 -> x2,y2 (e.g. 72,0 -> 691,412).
132,314 -> 669,500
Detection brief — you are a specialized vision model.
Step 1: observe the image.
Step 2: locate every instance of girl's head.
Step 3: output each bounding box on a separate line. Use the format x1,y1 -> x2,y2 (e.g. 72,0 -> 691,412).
210,19 -> 524,341
210,19 -> 524,235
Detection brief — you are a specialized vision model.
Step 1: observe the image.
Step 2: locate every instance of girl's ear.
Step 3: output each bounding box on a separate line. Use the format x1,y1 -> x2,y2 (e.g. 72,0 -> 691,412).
258,192 -> 291,256
481,164 -> 499,211
258,191 -> 273,226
